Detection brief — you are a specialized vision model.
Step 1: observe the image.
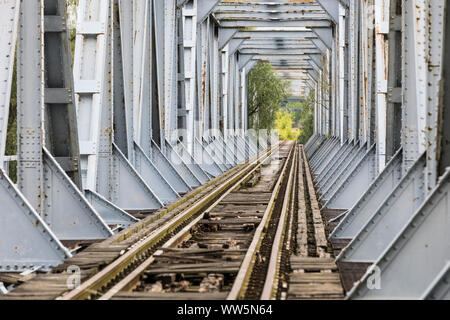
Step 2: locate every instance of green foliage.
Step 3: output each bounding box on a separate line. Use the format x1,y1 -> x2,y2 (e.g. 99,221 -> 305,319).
247,62 -> 289,131
275,110 -> 300,141
297,90 -> 315,145
6,58 -> 17,182
286,102 -> 302,123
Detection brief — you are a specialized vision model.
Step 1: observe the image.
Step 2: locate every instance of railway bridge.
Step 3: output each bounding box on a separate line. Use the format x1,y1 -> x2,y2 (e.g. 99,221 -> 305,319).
0,0 -> 449,300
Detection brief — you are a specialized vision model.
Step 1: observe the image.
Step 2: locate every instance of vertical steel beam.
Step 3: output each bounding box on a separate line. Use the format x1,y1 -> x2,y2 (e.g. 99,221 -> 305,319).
116,0 -> 135,162
74,0 -> 110,191
132,0 -> 151,151
0,0 -> 19,170
17,0 -> 44,212
348,0 -> 360,142
182,0 -> 197,152
375,0 -> 391,172
386,0 -> 402,163
164,0 -> 178,144
425,0 -> 446,191
18,0 -> 113,240
43,0 -> 82,187
339,4 -> 348,143
438,0 -> 450,176
360,0 -> 375,148
402,0 -> 427,172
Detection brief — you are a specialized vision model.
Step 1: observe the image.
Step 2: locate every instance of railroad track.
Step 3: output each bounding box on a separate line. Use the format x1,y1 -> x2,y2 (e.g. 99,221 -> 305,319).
285,146 -> 344,300
58,142 -> 295,300
1,142 -> 344,300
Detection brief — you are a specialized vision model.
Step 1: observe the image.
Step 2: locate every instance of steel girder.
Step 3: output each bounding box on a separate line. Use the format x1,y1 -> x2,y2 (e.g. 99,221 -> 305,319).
312,138 -> 343,174
182,1 -> 198,152
316,0 -> 339,23
75,0 -> 167,213
316,142 -> 360,194
314,140 -> 351,178
193,137 -> 223,177
310,137 -> 339,168
0,0 -> 281,272
0,0 -> 116,270
423,262 -> 450,300
330,148 -> 403,240
319,143 -> 371,202
324,144 -> 378,209
335,1 -> 450,297
84,190 -> 138,227
337,153 -> 427,264
172,141 -> 210,185
214,1 -> 332,28
402,0 -> 446,191
385,0 -> 402,165
133,143 -> 180,204
238,30 -> 317,40
304,134 -> 319,153
20,0 -> 113,240
150,140 -> 191,194
164,139 -> 202,188
347,169 -> 450,299
306,134 -> 326,158
217,19 -> 331,29
0,169 -> 71,272
215,2 -> 324,16
0,1 -> 19,170
315,141 -> 354,184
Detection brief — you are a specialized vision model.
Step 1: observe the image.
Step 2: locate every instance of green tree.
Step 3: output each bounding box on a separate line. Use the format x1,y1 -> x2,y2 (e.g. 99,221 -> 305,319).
297,90 -> 315,145
286,101 -> 302,124
275,110 -> 300,141
5,58 -> 17,182
247,62 -> 289,131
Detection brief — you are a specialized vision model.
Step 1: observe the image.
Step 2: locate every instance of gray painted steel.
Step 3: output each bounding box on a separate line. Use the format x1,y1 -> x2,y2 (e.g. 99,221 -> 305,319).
315,141 -> 351,179
134,143 -> 180,204
338,153 -> 426,263
324,144 -> 377,209
42,148 -> 113,240
193,138 -> 223,177
319,144 -> 371,201
112,144 -> 164,211
0,168 -> 71,272
173,141 -> 210,185
315,142 -> 355,184
317,143 -> 361,194
150,140 -> 191,194
422,262 -> 450,300
312,139 -> 343,173
348,169 -> 450,299
165,140 -> 202,188
85,190 -> 138,227
0,1 -> 19,170
331,148 -> 403,240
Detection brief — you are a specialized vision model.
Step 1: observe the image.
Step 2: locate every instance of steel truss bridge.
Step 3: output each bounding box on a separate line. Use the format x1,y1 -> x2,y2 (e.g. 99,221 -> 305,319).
0,0 -> 450,300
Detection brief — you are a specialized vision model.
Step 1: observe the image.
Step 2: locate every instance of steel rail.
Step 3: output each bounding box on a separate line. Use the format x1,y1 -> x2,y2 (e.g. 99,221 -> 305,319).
261,146 -> 298,300
58,144 -> 282,300
98,141 -> 272,247
99,145 -> 277,300
227,143 -> 296,300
